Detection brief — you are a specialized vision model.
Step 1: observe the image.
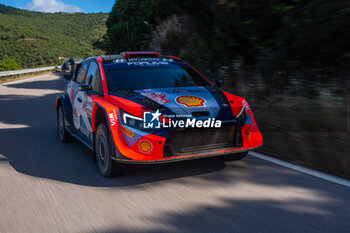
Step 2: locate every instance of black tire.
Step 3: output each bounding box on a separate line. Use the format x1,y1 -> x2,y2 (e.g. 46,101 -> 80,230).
222,151 -> 249,161
95,124 -> 124,177
57,105 -> 73,143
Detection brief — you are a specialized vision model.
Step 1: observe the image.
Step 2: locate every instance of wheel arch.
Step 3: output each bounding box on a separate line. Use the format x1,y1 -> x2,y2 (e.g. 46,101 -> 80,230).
92,103 -> 115,153
55,95 -> 63,112
92,103 -> 110,133
55,94 -> 73,127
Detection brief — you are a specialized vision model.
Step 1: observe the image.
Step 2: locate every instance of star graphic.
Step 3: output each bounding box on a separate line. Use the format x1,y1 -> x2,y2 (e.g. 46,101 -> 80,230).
150,109 -> 161,122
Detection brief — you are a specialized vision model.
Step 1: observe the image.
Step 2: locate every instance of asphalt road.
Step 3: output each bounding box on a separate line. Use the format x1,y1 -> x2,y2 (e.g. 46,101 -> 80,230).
0,73 -> 349,233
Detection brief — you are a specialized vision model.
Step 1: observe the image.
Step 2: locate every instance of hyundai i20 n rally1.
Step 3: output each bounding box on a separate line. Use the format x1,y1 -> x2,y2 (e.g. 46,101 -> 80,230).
56,52 -> 263,177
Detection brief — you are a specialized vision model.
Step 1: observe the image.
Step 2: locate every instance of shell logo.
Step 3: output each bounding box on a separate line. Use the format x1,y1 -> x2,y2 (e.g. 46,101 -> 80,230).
176,95 -> 206,107
139,140 -> 153,154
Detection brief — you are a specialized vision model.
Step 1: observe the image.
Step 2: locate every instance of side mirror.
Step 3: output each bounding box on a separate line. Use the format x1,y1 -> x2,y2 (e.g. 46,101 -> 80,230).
215,79 -> 224,88
79,84 -> 92,92
63,74 -> 72,80
61,63 -> 70,72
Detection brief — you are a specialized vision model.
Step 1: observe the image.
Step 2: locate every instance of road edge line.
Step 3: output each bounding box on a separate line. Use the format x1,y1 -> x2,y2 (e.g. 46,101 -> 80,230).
0,73 -> 54,86
249,151 -> 350,188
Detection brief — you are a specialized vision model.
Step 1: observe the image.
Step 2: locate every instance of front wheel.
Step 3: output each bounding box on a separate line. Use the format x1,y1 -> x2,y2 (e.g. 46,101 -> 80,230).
95,124 -> 124,177
222,151 -> 249,161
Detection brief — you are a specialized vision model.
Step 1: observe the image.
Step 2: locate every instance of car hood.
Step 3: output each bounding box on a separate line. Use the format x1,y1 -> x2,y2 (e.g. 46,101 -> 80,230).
110,86 -> 237,121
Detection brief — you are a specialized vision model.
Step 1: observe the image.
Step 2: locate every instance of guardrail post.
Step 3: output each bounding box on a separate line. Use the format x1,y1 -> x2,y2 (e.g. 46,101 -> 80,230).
0,66 -> 59,79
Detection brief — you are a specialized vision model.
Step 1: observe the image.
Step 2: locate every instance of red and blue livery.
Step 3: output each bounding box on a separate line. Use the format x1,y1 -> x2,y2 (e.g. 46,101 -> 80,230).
56,52 -> 263,177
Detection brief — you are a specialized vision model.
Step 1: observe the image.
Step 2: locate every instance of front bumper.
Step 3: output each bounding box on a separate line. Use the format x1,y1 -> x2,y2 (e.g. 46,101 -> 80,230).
110,119 -> 263,163
112,145 -> 262,164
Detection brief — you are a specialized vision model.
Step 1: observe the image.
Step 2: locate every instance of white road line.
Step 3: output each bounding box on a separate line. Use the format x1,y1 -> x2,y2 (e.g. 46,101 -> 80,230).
0,66 -> 57,77
250,151 -> 350,188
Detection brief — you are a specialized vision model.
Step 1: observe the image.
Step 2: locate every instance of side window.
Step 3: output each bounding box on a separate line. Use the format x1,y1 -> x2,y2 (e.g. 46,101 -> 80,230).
75,62 -> 88,84
86,61 -> 103,94
91,70 -> 103,94
85,62 -> 98,84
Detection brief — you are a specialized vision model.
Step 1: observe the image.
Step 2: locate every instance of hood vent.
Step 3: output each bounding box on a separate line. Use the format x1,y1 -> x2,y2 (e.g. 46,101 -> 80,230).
113,90 -> 138,97
207,86 -> 230,106
192,111 -> 210,118
136,97 -> 165,111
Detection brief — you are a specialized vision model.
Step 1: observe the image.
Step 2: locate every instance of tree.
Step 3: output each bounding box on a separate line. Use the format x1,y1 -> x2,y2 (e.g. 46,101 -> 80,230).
104,0 -> 350,71
105,0 -> 172,53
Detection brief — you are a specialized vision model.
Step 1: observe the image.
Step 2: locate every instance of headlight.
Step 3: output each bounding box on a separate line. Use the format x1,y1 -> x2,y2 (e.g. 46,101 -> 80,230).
119,109 -> 143,130
237,108 -> 247,125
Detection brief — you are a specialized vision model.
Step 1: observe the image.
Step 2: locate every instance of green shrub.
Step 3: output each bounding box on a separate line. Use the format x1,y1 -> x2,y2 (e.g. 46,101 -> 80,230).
0,59 -> 20,71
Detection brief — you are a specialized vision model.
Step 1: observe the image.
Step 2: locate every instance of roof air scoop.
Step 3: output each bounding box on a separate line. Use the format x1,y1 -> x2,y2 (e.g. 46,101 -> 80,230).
121,52 -> 160,59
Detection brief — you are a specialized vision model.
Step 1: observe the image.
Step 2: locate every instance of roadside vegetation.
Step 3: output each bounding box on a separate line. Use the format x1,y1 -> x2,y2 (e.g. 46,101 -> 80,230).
101,0 -> 350,178
0,59 -> 20,71
0,4 -> 107,70
102,0 -> 350,74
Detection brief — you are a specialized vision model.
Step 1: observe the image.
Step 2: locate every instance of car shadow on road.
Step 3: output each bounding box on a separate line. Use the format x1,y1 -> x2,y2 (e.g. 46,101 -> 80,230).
0,73 -> 347,191
90,196 -> 350,233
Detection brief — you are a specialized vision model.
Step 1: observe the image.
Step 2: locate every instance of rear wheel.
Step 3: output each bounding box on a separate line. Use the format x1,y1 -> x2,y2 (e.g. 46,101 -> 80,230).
57,105 -> 73,142
95,123 -> 124,177
222,151 -> 248,161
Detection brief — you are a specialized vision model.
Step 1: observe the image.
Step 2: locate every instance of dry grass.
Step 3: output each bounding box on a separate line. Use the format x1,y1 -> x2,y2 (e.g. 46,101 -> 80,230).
0,71 -> 57,85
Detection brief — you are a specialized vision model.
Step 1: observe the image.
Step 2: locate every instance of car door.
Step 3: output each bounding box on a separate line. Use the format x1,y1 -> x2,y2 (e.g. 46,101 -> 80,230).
78,61 -> 103,141
69,61 -> 89,138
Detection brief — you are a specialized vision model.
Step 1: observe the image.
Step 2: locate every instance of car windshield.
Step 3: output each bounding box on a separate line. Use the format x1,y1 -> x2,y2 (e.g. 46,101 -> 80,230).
104,65 -> 210,91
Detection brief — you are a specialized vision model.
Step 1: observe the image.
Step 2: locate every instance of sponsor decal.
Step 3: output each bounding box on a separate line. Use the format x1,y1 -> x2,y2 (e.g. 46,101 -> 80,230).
141,92 -> 171,105
121,125 -> 134,138
82,96 -> 93,117
70,82 -> 76,104
113,59 -> 127,63
242,100 -> 250,111
109,109 -> 118,127
143,109 -> 221,129
139,140 -> 153,153
164,89 -> 208,94
127,61 -> 168,66
73,108 -> 80,129
80,127 -> 92,140
114,58 -> 174,63
176,95 -> 206,108
243,127 -> 252,141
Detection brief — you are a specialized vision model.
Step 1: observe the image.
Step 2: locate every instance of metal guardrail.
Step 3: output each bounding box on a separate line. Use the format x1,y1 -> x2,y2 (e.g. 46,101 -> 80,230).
0,66 -> 59,77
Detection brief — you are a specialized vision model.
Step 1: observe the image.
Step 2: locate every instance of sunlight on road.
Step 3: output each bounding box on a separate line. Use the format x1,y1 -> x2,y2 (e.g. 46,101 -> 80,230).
0,123 -> 30,129
0,74 -> 62,97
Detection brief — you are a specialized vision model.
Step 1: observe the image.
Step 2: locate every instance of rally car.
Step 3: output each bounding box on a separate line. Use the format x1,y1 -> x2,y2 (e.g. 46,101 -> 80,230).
56,52 -> 263,177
